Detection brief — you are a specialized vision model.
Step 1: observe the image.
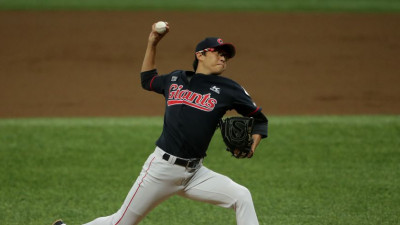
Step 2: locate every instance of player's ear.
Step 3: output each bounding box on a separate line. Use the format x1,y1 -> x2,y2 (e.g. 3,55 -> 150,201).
195,52 -> 205,61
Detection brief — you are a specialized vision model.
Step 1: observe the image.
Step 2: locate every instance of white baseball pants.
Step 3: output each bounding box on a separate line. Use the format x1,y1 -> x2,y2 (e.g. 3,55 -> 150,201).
83,147 -> 259,225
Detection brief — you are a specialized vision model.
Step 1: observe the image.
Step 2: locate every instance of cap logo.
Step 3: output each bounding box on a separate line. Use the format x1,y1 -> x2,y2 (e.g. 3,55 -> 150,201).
217,38 -> 223,44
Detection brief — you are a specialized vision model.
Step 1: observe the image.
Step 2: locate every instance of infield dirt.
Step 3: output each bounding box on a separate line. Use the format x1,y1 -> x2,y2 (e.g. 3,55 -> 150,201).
1,11 -> 399,117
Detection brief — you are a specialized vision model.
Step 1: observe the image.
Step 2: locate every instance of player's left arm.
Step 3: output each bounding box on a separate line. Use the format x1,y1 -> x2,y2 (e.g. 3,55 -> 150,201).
247,111 -> 268,157
249,134 -> 262,158
232,86 -> 269,157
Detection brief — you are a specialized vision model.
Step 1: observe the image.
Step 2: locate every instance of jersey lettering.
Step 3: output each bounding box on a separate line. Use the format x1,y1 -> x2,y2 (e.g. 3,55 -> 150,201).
167,84 -> 217,112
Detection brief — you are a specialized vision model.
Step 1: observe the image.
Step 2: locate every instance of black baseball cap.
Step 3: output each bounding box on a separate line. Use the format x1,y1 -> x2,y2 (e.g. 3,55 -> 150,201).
195,37 -> 236,59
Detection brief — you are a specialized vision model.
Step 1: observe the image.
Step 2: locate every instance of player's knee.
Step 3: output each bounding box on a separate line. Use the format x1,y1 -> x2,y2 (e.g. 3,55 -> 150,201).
235,186 -> 253,205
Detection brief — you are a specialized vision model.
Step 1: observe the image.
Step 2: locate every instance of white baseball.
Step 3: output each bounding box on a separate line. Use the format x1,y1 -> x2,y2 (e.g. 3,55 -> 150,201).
155,21 -> 167,34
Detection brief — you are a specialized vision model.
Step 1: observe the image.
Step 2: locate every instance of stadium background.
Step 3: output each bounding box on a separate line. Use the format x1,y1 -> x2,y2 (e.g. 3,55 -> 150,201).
0,1 -> 399,225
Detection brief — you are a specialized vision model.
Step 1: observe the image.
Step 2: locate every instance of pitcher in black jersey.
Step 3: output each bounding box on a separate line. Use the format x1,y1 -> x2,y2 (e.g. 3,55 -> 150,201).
63,21 -> 269,225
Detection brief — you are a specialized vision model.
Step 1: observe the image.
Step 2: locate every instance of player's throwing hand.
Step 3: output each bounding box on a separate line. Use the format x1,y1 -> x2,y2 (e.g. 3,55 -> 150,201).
148,21 -> 169,46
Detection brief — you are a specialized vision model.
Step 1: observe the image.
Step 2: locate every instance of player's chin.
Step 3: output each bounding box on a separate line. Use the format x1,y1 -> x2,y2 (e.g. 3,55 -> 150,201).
211,67 -> 226,75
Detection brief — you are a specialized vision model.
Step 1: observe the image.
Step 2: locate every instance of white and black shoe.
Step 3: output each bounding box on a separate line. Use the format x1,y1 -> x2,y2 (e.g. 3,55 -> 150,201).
52,219 -> 66,225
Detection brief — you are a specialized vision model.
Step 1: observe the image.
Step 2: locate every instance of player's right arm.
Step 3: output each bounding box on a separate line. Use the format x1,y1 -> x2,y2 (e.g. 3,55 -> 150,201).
141,22 -> 169,72
141,23 -> 171,94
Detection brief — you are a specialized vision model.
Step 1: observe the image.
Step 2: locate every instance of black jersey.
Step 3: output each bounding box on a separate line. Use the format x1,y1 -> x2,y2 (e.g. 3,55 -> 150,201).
141,69 -> 268,159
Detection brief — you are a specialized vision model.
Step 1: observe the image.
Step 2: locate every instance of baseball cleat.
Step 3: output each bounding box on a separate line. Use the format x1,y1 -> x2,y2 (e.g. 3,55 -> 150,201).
52,219 -> 66,225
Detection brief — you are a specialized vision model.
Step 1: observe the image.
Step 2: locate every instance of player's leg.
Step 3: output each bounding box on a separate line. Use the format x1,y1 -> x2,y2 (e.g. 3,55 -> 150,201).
179,166 -> 259,225
83,150 -> 183,225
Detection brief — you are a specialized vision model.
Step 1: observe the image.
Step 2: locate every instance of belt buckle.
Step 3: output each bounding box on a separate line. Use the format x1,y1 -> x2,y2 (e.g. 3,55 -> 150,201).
185,159 -> 193,170
185,159 -> 199,171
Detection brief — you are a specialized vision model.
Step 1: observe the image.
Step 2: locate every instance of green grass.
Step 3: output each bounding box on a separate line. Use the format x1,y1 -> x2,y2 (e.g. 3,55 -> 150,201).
0,116 -> 399,225
0,0 -> 400,12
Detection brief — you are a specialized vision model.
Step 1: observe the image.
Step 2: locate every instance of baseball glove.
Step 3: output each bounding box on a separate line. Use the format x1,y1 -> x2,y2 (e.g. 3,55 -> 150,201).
219,117 -> 254,158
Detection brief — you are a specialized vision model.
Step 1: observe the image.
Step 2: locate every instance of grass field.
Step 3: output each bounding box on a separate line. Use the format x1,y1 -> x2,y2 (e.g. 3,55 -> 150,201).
1,0 -> 400,12
0,116 -> 399,225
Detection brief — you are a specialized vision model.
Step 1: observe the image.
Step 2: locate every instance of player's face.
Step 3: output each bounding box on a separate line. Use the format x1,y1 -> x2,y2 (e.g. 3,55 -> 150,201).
198,49 -> 229,75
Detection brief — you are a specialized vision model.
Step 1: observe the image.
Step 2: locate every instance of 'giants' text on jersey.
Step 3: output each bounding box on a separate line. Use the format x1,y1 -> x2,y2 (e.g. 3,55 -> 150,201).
167,84 -> 217,112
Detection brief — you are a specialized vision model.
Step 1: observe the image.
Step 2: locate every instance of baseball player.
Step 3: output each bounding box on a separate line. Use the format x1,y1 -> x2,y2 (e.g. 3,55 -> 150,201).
52,22 -> 268,225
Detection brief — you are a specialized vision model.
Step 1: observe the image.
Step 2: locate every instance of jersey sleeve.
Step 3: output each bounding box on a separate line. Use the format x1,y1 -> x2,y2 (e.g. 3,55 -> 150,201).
232,84 -> 268,138
141,69 -> 168,94
232,85 -> 261,116
252,111 -> 268,138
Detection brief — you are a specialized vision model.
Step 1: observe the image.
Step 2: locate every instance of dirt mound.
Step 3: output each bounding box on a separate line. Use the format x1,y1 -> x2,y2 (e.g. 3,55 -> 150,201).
1,11 -> 399,117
